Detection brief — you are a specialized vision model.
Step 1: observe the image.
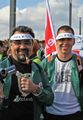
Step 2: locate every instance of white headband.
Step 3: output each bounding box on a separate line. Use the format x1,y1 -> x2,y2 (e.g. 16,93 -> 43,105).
10,34 -> 34,41
56,33 -> 74,40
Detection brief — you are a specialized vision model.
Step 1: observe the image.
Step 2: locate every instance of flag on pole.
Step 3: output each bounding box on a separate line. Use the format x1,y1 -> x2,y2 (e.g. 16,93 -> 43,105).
44,0 -> 56,57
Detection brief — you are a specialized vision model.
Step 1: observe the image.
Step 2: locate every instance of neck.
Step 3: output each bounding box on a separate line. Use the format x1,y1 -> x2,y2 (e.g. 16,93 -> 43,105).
57,53 -> 72,61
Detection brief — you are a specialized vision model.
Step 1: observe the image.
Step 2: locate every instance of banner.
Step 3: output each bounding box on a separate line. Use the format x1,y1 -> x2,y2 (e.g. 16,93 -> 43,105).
44,0 -> 56,57
72,35 -> 83,56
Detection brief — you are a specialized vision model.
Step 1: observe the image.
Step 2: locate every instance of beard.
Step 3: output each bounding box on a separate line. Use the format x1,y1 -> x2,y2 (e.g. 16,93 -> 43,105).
17,48 -> 30,62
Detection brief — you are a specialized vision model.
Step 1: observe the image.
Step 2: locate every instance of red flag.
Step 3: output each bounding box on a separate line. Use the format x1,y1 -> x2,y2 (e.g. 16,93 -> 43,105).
73,50 -> 80,54
44,0 -> 56,57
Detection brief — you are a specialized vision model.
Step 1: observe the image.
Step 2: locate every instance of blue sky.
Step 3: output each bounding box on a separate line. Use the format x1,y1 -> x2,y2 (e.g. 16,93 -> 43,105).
0,0 -> 82,8
81,0 -> 83,4
0,0 -> 10,8
0,0 -> 82,40
16,0 -> 42,8
0,0 -> 42,8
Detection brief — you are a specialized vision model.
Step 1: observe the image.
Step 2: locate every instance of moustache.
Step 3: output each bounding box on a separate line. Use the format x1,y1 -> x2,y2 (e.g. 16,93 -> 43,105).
17,48 -> 29,53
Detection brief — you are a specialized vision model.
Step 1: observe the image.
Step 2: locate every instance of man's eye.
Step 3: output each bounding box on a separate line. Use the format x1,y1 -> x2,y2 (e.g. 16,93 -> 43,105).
13,41 -> 21,44
58,39 -> 64,41
24,41 -> 31,45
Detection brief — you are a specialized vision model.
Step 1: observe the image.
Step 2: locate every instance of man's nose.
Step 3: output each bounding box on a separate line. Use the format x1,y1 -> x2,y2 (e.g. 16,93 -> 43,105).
19,43 -> 27,49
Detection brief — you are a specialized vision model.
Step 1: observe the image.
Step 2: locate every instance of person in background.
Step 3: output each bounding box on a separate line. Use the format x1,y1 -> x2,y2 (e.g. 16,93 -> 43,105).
0,25 -> 54,120
37,40 -> 45,61
41,25 -> 83,120
0,41 -> 6,62
30,39 -> 41,64
2,40 -> 9,57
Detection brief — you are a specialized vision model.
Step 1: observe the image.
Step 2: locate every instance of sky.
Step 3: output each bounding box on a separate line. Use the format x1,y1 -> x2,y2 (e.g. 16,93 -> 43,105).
0,0 -> 83,40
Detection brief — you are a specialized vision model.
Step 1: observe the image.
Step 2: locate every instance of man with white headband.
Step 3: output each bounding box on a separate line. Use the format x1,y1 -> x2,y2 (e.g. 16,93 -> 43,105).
41,25 -> 83,120
0,26 -> 53,120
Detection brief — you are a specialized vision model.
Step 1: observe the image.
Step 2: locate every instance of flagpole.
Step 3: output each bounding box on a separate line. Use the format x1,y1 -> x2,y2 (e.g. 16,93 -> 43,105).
69,0 -> 72,26
79,17 -> 81,35
10,0 -> 16,37
46,0 -> 55,41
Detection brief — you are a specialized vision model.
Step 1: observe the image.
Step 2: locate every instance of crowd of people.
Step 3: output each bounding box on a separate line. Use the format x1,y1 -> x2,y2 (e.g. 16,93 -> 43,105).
0,25 -> 83,120
0,36 -> 45,63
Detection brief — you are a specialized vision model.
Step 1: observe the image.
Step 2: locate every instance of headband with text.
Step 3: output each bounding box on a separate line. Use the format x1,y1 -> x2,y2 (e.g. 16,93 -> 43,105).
10,34 -> 34,41
56,33 -> 74,40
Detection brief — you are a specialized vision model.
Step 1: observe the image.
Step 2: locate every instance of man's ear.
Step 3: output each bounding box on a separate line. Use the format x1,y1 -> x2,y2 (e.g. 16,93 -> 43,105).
73,38 -> 75,46
9,41 -> 12,46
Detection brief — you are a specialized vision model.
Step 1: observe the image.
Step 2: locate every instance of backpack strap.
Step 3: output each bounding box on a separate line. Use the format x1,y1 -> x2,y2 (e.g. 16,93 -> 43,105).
76,55 -> 83,83
76,55 -> 83,72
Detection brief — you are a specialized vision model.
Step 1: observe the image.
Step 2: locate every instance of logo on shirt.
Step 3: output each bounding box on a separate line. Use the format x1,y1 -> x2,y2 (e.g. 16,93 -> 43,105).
13,95 -> 33,102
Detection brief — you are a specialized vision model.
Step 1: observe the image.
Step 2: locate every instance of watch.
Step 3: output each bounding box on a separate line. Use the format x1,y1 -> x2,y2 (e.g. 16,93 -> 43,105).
33,82 -> 43,96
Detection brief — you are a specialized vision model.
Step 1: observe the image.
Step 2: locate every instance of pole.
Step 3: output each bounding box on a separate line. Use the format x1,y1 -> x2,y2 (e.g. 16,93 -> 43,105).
69,0 -> 72,26
79,17 -> 81,35
9,0 -> 16,37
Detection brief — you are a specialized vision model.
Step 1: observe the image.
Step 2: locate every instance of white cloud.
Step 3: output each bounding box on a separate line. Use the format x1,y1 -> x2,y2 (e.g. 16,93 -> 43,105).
0,6 -> 9,40
0,0 -> 82,40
